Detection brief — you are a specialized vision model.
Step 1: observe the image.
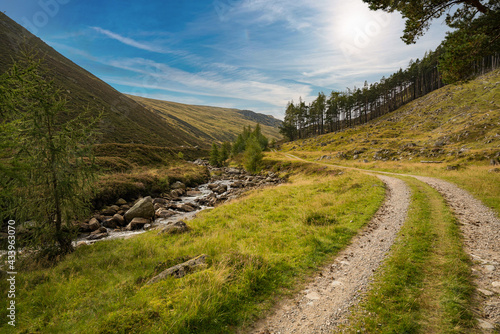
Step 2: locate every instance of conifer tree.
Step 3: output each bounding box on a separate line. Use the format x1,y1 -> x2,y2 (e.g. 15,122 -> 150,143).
0,51 -> 100,256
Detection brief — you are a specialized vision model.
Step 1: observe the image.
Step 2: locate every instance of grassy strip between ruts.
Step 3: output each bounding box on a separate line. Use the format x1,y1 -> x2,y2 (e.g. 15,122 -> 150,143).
1,169 -> 385,334
345,177 -> 477,333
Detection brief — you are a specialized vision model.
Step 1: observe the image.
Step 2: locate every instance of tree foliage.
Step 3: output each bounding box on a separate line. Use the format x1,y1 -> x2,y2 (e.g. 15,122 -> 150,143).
362,0 -> 500,82
243,136 -> 263,173
0,51 -> 100,257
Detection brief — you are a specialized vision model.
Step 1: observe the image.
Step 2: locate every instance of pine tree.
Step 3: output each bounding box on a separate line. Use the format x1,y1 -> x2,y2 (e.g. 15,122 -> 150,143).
244,136 -> 263,173
209,143 -> 221,167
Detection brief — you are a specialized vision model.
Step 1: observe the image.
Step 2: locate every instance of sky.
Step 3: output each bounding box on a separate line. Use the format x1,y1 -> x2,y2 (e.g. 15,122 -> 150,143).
2,0 -> 450,119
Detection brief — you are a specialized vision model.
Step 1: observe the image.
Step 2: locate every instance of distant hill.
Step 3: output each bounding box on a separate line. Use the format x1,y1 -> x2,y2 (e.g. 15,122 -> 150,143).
0,13 -> 281,149
129,96 -> 282,143
283,69 -> 500,163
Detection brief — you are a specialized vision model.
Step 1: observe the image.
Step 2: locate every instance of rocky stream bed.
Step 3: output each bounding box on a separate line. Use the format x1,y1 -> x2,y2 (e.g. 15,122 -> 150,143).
74,161 -> 284,246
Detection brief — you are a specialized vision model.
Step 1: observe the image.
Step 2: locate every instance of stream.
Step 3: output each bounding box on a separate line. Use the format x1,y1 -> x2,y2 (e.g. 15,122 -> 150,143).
75,164 -> 283,246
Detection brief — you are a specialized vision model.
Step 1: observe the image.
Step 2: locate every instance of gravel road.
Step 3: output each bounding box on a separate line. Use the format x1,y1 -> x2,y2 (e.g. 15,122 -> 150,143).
246,175 -> 411,334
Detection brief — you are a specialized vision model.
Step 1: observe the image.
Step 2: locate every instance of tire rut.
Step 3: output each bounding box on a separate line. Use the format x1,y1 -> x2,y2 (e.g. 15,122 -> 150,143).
413,176 -> 500,332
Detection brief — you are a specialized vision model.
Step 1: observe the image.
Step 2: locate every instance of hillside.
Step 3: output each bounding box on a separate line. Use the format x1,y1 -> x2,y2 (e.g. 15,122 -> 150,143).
0,13 -> 281,149
129,96 -> 282,143
282,69 -> 500,164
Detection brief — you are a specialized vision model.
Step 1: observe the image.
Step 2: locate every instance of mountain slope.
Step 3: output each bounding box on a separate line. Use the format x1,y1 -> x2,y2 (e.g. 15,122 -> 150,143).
283,69 -> 500,163
129,96 -> 282,143
0,13 -> 281,149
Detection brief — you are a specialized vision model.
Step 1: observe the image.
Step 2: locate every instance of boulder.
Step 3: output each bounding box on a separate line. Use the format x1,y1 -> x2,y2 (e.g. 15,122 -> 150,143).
125,217 -> 150,231
88,218 -> 101,231
171,181 -> 185,190
116,198 -> 127,205
186,190 -> 202,196
153,198 -> 169,205
158,221 -> 190,235
214,184 -> 228,194
101,205 -> 119,216
86,232 -> 108,240
232,181 -> 244,188
156,208 -> 175,219
124,196 -> 154,222
87,227 -> 108,240
171,189 -> 185,198
76,221 -> 93,233
102,218 -> 117,229
112,214 -> 126,227
178,203 -> 197,212
146,254 -> 207,284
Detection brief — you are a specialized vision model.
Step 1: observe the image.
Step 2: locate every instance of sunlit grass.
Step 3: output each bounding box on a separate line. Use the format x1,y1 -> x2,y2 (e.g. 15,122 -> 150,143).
1,169 -> 385,334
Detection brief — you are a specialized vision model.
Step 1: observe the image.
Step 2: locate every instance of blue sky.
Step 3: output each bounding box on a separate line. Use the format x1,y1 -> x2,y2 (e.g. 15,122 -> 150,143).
2,0 -> 450,119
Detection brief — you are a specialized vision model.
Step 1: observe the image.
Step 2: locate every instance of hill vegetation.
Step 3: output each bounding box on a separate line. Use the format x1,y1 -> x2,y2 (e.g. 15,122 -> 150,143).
129,95 -> 281,145
282,69 -> 500,165
0,12 -> 281,150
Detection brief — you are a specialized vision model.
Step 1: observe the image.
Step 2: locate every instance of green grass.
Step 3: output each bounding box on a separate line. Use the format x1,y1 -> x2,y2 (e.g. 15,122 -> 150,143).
281,152 -> 500,216
347,177 -> 476,333
0,169 -> 385,334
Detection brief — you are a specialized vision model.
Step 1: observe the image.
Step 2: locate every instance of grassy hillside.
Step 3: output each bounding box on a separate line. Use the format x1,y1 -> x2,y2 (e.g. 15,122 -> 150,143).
0,13 -> 281,149
282,69 -> 500,164
129,95 -> 282,143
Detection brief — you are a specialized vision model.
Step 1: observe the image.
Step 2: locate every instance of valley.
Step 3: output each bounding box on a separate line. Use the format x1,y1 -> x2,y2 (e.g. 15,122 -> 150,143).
1,2 -> 500,333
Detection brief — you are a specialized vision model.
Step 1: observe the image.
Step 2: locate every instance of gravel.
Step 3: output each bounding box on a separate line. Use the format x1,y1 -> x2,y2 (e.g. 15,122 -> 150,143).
246,175 -> 411,334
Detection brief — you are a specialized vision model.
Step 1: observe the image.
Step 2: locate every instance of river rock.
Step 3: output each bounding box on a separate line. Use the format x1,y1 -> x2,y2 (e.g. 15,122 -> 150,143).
232,180 -> 244,188
156,208 -> 175,219
102,217 -> 117,229
171,181 -> 185,190
158,221 -> 190,235
112,214 -> 126,227
126,217 -> 150,231
186,190 -> 202,196
171,189 -> 185,198
214,184 -> 228,194
226,167 -> 241,174
87,227 -> 108,240
146,254 -> 207,284
76,221 -> 93,233
101,205 -> 119,216
124,196 -> 154,222
88,218 -> 101,231
116,198 -> 127,205
153,198 -> 168,205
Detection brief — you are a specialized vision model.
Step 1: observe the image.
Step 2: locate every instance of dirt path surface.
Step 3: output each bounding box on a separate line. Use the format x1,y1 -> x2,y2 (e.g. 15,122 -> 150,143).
247,175 -> 411,334
413,176 -> 500,331
266,153 -> 499,331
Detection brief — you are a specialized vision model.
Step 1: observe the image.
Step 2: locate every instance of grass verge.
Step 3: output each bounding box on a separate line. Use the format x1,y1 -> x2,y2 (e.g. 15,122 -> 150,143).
1,169 -> 384,334
346,177 -> 476,333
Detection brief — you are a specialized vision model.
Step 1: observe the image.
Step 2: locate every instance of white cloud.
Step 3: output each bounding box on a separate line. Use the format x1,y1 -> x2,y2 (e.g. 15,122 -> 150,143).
91,26 -> 171,54
103,57 -> 314,110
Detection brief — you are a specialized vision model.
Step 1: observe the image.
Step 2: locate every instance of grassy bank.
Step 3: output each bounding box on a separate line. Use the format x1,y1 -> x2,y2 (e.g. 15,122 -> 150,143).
0,169 -> 385,333
347,177 -> 476,333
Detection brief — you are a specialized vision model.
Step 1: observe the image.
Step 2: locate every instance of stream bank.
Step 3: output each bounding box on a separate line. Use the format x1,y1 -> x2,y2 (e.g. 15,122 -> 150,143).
75,160 -> 284,245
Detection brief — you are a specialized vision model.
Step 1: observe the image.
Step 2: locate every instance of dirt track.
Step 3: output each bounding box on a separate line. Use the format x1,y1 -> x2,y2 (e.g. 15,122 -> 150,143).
246,154 -> 500,333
